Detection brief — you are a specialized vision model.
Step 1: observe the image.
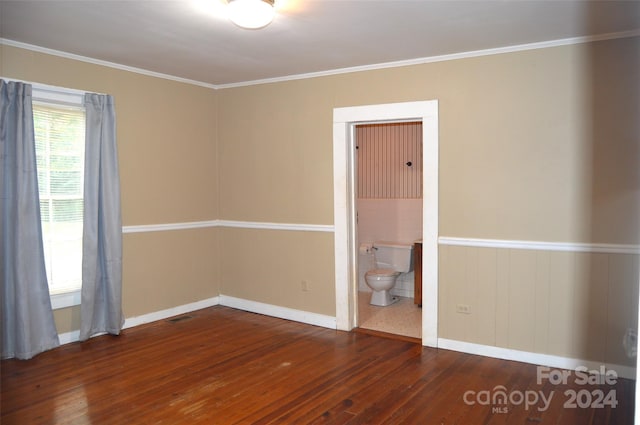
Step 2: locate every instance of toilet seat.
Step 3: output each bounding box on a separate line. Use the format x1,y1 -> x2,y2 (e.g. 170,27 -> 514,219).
366,268 -> 400,277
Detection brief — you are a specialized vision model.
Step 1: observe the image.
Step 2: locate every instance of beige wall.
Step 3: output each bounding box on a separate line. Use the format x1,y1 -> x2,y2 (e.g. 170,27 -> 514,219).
221,37 -> 639,244
1,45 -> 221,334
217,36 -> 640,363
3,35 -> 639,366
219,228 -> 335,315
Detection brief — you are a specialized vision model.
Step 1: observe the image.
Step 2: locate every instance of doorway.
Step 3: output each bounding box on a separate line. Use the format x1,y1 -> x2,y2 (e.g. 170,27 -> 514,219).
332,100 -> 439,347
355,121 -> 423,339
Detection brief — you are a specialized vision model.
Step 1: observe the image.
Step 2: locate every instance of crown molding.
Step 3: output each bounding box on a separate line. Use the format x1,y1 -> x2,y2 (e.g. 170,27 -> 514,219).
3,29 -> 639,90
216,29 -> 640,89
0,38 -> 218,90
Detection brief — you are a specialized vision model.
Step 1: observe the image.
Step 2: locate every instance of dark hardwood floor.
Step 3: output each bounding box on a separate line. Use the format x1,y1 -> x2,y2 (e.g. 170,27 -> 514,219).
1,306 -> 635,424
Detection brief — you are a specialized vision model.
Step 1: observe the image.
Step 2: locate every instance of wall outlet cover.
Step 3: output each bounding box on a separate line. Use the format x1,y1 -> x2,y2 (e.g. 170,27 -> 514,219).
456,304 -> 471,314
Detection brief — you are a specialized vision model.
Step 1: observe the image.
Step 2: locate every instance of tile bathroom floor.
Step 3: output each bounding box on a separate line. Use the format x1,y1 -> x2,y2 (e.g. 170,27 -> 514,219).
357,291 -> 421,339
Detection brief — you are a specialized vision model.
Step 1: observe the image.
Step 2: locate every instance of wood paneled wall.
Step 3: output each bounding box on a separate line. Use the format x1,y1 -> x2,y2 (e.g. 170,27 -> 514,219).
356,122 -> 422,199
439,245 -> 639,367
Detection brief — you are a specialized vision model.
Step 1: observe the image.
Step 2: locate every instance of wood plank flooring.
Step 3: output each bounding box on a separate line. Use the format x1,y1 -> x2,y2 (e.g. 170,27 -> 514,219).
1,306 -> 635,424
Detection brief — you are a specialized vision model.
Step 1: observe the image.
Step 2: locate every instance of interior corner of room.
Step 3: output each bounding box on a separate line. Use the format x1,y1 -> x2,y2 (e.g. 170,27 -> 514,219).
2,30 -> 639,386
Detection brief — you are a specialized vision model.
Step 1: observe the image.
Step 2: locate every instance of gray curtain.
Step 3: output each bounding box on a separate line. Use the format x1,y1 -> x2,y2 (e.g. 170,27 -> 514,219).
80,93 -> 124,341
0,79 -> 60,359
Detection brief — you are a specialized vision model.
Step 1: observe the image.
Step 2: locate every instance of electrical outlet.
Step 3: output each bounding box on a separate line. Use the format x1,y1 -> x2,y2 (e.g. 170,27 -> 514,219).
301,280 -> 311,292
456,304 -> 471,314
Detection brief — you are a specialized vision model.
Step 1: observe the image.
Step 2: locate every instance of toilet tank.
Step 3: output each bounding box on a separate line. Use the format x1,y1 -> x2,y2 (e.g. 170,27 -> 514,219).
373,241 -> 414,272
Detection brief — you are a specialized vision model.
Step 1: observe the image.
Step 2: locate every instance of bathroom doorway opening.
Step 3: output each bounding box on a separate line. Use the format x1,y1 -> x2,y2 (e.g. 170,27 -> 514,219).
355,121 -> 423,340
333,100 -> 439,347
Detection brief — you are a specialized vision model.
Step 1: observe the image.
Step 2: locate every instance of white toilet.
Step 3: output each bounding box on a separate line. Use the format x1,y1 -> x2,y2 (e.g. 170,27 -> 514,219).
364,241 -> 414,306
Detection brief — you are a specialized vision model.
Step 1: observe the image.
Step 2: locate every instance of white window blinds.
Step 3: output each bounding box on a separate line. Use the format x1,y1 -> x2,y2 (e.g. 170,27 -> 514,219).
33,102 -> 86,295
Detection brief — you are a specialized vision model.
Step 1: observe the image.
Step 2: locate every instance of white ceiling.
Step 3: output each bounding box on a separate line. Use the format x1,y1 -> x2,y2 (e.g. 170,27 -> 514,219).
1,1 -> 639,88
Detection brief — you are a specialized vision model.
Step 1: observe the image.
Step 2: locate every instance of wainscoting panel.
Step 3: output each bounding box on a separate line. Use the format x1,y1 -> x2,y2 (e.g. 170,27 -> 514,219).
439,245 -> 639,367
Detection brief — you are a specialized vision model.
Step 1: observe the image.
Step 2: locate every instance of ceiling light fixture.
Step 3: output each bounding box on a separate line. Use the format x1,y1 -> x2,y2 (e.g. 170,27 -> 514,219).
227,0 -> 275,29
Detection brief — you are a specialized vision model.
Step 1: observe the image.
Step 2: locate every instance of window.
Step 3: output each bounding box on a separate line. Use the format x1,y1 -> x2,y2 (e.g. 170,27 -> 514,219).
33,89 -> 86,307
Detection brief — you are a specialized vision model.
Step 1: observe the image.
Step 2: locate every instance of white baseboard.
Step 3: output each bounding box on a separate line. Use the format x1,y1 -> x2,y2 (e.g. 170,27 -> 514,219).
58,330 -> 81,345
438,338 -> 636,380
57,296 -> 221,345
58,297 -> 634,381
56,295 -> 336,345
219,295 -> 337,329
123,296 -> 220,328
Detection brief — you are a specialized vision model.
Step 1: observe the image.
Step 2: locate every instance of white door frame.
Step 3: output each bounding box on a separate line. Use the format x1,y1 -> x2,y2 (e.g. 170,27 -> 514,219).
333,100 -> 439,347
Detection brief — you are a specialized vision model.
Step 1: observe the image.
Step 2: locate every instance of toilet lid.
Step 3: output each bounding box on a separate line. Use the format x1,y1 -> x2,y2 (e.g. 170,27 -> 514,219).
366,268 -> 400,277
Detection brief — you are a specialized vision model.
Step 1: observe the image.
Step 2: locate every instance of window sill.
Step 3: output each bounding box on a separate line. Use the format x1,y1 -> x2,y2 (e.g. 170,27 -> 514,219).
51,290 -> 81,310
